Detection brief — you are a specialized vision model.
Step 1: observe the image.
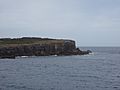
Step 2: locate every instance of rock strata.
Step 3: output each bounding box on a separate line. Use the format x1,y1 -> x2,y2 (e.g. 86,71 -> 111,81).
0,37 -> 91,59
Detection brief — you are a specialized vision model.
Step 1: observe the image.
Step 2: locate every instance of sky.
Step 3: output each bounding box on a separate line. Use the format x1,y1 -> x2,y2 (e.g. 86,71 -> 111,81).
0,0 -> 120,46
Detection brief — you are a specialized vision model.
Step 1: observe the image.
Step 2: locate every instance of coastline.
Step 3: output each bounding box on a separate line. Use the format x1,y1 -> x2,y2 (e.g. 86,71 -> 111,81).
0,37 -> 91,59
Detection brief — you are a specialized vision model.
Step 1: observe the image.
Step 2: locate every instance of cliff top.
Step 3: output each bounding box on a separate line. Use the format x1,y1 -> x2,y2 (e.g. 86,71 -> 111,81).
0,37 -> 75,47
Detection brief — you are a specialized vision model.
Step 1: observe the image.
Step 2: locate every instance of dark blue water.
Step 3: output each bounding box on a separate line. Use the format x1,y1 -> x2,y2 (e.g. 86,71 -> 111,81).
0,47 -> 120,90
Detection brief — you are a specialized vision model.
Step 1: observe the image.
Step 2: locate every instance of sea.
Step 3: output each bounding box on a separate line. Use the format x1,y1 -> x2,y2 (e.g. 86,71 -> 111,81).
0,47 -> 120,90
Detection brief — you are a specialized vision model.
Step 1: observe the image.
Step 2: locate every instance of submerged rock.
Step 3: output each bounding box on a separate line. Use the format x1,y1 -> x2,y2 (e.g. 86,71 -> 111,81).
0,37 -> 92,59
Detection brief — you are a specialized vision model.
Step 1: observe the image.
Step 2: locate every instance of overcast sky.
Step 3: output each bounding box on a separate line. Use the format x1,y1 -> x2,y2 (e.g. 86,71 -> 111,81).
0,0 -> 120,46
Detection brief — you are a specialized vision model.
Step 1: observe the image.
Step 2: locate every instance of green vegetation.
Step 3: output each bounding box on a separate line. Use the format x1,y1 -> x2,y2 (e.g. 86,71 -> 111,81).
0,37 -> 64,46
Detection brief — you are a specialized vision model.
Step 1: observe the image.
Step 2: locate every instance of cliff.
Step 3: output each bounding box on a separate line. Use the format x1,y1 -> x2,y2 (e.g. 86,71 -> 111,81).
0,37 -> 91,59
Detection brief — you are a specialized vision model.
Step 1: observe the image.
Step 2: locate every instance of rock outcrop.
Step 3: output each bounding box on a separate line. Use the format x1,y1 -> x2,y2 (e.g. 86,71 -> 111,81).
0,37 -> 91,59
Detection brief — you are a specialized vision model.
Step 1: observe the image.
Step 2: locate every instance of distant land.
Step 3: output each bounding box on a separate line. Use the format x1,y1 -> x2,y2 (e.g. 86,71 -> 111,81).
0,37 -> 91,59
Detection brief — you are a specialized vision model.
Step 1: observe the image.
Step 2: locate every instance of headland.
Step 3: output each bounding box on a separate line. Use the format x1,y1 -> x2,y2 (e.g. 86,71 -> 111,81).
0,37 -> 91,59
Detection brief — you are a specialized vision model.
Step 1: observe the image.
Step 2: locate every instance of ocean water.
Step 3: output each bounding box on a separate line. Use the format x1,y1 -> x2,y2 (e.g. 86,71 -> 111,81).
0,47 -> 120,90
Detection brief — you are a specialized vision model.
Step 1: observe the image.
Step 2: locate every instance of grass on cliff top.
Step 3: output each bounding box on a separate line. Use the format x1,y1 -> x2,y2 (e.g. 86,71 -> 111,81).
0,37 -> 64,46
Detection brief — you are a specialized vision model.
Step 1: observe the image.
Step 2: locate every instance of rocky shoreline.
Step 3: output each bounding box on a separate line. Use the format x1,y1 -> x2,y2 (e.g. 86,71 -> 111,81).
0,37 -> 91,59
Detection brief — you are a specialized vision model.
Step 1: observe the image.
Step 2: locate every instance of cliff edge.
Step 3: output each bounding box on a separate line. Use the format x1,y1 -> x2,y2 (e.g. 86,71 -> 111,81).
0,37 -> 91,59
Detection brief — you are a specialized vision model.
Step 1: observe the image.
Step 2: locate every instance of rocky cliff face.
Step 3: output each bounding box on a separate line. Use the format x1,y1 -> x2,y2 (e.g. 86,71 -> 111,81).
0,37 -> 91,59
